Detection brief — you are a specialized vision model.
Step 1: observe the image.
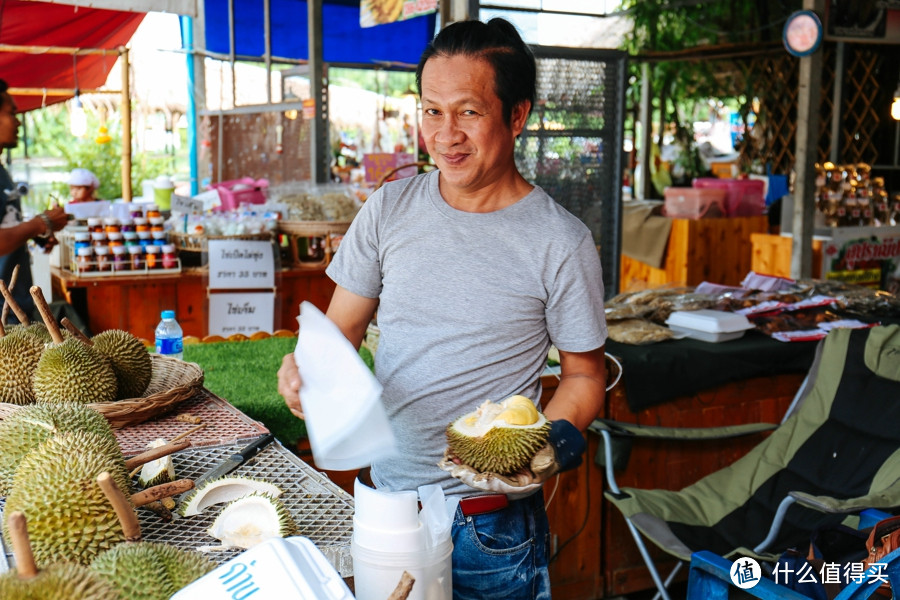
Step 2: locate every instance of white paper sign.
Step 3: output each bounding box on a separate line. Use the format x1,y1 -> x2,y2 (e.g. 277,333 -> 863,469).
208,240 -> 275,289
171,194 -> 204,214
208,292 -> 275,336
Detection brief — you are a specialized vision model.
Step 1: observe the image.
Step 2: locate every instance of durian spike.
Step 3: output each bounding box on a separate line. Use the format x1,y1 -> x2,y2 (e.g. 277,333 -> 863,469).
97,471 -> 142,542
123,439 -> 191,471
28,286 -> 62,344
131,479 -> 194,507
0,279 -> 30,326
7,511 -> 38,579
60,317 -> 92,345
0,263 -> 19,327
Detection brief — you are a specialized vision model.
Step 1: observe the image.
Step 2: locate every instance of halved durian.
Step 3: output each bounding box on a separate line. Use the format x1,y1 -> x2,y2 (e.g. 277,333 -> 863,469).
446,395 -> 551,474
178,476 -> 282,517
208,492 -> 298,549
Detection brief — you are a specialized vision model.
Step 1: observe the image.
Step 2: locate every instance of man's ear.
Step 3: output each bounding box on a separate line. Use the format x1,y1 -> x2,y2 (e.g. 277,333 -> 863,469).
511,100 -> 531,137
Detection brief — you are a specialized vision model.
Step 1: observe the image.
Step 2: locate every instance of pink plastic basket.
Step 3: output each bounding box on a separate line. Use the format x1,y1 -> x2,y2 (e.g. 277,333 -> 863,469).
209,177 -> 269,211
692,178 -> 765,217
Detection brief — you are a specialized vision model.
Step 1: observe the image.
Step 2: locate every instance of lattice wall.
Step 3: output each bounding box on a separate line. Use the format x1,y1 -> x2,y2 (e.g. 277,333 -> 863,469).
734,43 -> 884,173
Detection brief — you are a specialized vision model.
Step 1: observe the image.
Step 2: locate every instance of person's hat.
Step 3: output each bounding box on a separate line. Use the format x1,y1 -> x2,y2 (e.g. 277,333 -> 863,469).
67,168 -> 100,189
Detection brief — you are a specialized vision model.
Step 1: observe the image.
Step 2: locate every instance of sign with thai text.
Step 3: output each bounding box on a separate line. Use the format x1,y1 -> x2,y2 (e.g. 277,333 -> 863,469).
822,225 -> 900,292
208,292 -> 275,337
362,152 -> 415,184
207,240 -> 275,289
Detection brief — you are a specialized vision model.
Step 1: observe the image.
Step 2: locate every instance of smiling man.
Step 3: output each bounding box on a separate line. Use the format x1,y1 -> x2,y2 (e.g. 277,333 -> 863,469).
278,19 -> 608,599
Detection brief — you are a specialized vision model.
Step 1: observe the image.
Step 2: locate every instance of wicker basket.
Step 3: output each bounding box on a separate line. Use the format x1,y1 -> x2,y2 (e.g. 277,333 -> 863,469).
0,355 -> 205,429
278,220 -> 352,268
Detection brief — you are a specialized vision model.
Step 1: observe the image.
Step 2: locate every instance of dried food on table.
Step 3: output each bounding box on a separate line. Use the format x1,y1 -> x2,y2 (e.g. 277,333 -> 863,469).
608,285 -> 695,306
605,303 -> 655,321
607,318 -> 676,345
648,292 -> 719,323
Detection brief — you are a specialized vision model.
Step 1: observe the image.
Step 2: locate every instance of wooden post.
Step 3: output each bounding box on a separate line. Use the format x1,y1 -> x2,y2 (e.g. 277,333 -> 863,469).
638,62 -> 653,200
120,46 -> 132,202
791,0 -> 825,280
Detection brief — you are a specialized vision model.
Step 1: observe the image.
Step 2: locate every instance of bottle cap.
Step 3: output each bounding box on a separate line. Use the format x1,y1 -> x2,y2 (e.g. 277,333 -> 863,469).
76,247 -> 93,256
162,310 -> 175,319
127,245 -> 143,254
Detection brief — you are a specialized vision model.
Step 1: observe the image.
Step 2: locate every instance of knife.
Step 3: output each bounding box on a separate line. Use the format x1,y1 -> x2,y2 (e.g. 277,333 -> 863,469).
176,433 -> 276,508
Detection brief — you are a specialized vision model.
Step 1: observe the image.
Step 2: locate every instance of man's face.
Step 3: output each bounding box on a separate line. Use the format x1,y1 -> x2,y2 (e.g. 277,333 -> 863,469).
0,94 -> 20,149
419,55 -> 528,197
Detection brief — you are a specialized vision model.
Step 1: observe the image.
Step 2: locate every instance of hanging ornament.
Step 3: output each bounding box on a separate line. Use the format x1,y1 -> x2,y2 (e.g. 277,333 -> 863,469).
95,126 -> 111,144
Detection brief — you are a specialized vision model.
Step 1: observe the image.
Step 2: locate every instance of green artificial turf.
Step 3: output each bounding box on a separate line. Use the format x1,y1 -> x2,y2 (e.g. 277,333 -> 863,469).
183,337 -> 307,447
182,337 -> 376,448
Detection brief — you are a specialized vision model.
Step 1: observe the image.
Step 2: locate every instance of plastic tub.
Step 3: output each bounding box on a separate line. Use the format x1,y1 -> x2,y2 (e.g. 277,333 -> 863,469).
210,177 -> 269,211
351,536 -> 453,600
693,178 -> 765,217
663,187 -> 726,219
666,309 -> 755,343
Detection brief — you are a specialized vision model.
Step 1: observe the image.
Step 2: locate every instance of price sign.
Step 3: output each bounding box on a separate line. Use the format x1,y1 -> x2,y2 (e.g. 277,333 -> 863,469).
208,292 -> 275,337
362,152 -> 414,184
171,194 -> 204,214
208,240 -> 275,289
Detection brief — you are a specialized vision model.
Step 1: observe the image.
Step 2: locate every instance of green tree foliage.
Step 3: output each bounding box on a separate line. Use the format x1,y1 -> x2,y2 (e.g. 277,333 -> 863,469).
620,0 -> 801,180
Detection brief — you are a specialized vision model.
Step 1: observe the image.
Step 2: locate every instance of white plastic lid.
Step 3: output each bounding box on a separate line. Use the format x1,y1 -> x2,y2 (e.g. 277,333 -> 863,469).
111,245 -> 127,254
145,245 -> 161,253
161,244 -> 176,253
93,246 -> 109,255
76,247 -> 93,256
127,245 -> 143,254
666,309 -> 753,333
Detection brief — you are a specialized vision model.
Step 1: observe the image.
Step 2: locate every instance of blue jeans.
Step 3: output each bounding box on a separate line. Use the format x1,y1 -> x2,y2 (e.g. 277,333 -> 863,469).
450,491 -> 552,600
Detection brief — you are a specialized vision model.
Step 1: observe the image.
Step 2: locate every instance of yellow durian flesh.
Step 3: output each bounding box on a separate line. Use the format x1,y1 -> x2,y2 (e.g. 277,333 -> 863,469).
446,395 -> 551,475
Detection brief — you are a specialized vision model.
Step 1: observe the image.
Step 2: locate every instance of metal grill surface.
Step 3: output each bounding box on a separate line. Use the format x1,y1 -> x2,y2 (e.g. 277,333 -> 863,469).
0,440 -> 355,577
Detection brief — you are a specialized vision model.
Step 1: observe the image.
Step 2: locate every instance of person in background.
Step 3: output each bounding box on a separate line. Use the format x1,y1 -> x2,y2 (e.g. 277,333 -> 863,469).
67,167 -> 100,203
278,18 -> 607,599
0,79 -> 69,322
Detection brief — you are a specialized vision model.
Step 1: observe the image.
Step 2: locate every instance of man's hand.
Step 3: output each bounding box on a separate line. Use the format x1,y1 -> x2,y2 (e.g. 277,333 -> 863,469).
438,449 -> 544,495
277,353 -> 304,419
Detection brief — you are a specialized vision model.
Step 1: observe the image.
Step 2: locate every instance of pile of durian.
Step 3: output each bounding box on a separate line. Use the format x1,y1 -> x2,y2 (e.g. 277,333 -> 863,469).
0,284 -> 152,407
0,401 -> 298,599
0,402 -> 212,599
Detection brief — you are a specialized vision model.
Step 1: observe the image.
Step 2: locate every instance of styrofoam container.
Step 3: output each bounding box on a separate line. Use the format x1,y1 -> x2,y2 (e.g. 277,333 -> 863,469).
171,536 -> 353,599
666,309 -> 754,343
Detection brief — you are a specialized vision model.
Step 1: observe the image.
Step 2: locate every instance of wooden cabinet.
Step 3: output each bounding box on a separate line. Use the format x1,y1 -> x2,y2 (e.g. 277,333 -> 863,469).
540,370 -> 805,599
751,232 -> 824,278
620,216 -> 769,290
52,267 -> 335,339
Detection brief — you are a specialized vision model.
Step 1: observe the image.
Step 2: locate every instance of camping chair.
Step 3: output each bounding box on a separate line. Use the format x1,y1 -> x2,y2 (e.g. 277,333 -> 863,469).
595,325 -> 900,600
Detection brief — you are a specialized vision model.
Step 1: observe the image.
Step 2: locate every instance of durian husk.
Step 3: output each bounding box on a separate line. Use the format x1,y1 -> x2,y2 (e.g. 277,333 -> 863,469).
446,397 -> 551,474
0,402 -> 115,496
4,430 -> 132,566
90,542 -> 215,600
92,329 -> 153,400
32,337 -> 118,404
208,492 -> 298,549
0,561 -> 120,600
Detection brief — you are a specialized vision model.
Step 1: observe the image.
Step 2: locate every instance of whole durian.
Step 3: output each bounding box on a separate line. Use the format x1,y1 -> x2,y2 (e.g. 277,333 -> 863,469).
445,395 -> 551,474
32,337 -> 118,404
91,329 -> 153,399
91,542 -> 215,600
0,559 -> 120,600
4,430 -> 132,566
0,327 -> 45,405
0,402 -> 115,495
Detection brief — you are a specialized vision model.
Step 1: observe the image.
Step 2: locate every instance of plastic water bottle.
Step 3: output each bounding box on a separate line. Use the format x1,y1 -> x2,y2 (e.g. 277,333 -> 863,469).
154,310 -> 184,360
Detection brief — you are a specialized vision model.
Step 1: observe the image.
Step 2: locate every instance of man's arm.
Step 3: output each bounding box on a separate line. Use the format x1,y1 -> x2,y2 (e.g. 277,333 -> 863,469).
277,285 -> 379,419
0,206 -> 69,256
543,345 -> 607,431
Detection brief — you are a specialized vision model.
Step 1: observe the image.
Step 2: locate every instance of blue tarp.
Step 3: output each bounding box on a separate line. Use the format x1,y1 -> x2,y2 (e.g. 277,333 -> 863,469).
204,0 -> 437,66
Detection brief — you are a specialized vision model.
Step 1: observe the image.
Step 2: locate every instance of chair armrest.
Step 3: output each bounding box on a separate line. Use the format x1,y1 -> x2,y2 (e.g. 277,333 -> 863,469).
589,418 -> 778,472
789,482 -> 900,514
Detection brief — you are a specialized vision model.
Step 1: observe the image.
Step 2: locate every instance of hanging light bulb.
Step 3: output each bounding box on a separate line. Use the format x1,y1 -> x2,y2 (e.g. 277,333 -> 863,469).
892,85 -> 900,121
70,92 -> 87,137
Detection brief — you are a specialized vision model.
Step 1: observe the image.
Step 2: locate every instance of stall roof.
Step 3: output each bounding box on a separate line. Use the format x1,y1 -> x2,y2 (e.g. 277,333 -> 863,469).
0,1 -> 144,111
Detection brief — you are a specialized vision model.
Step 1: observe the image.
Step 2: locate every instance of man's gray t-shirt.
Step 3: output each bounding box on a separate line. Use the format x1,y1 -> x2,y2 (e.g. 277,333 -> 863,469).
326,170 -> 607,497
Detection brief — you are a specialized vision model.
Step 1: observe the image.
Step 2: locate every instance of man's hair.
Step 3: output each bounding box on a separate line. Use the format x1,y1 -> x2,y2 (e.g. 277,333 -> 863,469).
415,18 -> 536,126
0,80 -> 8,95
